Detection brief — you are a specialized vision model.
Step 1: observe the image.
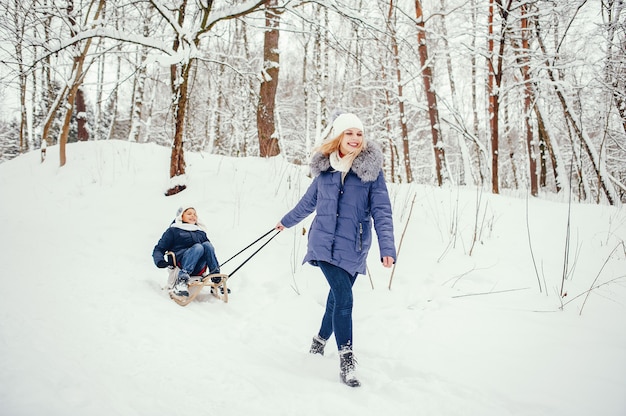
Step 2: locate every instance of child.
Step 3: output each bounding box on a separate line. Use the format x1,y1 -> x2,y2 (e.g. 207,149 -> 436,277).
153,206 -> 220,297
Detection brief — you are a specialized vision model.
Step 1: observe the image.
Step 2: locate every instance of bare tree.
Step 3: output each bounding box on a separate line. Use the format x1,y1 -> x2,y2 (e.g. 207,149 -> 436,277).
603,0 -> 626,135
534,104 -> 565,194
487,0 -> 513,194
128,4 -> 154,143
386,0 -> 413,183
11,0 -> 28,153
149,0 -> 270,195
257,0 -> 281,157
437,0 -> 472,186
2,0 -> 624,203
534,9 -> 619,205
56,0 -> 105,166
313,3 -> 329,144
519,3 -> 538,196
470,0 -> 488,186
415,0 -> 446,186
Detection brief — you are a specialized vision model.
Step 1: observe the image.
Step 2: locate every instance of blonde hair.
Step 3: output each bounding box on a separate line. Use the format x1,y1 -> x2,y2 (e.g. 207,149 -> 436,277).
314,131 -> 366,166
316,133 -> 342,155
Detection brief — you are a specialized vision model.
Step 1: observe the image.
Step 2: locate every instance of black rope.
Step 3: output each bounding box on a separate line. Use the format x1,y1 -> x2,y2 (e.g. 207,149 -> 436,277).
219,228 -> 276,267
220,229 -> 280,278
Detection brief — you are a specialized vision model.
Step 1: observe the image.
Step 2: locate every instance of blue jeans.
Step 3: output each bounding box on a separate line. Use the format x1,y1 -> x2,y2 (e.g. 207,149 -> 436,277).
179,242 -> 220,276
317,261 -> 358,351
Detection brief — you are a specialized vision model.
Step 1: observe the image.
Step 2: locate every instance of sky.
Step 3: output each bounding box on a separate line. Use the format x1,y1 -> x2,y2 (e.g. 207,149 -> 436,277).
0,139 -> 625,416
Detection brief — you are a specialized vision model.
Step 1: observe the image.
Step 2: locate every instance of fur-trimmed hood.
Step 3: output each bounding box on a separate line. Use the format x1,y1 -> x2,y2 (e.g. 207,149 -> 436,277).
309,140 -> 384,182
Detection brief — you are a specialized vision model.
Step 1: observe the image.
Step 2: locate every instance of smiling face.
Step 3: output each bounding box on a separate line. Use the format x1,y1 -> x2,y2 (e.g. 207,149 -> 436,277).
339,128 -> 364,155
181,208 -> 197,224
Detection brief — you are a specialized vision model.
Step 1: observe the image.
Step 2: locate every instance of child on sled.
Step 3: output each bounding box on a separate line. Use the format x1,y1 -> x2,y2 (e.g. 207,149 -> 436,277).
152,206 -> 221,297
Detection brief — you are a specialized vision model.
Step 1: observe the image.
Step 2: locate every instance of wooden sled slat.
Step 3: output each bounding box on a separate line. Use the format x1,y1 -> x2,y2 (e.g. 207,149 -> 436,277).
169,273 -> 230,306
164,251 -> 229,306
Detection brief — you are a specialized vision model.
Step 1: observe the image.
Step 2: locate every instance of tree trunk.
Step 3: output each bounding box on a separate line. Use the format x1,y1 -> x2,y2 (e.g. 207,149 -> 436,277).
16,13 -> 27,152
534,105 -> 563,193
57,0 -> 104,166
379,53 -> 397,182
242,20 -> 255,156
470,0 -> 486,185
257,0 -> 281,157
520,5 -> 538,196
438,0 -> 471,186
487,0 -> 512,194
128,44 -> 148,142
75,88 -> 88,141
105,47 -> 122,141
487,0 -> 499,194
165,0 -> 189,195
415,0 -> 445,186
313,4 -> 329,143
301,20 -> 311,156
387,0 -> 413,183
169,62 -> 190,178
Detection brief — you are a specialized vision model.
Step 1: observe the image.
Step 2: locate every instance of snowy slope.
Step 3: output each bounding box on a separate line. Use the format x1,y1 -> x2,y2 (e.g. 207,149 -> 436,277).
0,140 -> 624,416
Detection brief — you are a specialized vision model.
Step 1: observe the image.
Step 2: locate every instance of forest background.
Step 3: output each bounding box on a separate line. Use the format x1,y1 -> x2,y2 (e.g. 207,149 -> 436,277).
0,0 -> 625,204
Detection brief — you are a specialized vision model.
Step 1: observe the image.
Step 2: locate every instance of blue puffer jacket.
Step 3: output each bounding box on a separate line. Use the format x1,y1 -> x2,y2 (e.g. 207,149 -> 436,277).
152,225 -> 210,266
280,141 -> 396,276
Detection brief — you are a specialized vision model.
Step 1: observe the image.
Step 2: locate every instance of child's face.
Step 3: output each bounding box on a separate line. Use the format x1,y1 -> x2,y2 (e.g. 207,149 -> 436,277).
181,208 -> 197,224
339,128 -> 363,155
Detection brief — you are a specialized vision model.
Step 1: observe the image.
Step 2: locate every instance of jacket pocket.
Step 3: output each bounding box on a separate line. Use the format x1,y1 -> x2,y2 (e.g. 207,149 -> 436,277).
355,219 -> 371,252
358,222 -> 363,252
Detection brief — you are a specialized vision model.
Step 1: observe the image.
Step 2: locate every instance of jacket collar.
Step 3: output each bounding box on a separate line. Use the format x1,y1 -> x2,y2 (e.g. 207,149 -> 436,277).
310,141 -> 383,183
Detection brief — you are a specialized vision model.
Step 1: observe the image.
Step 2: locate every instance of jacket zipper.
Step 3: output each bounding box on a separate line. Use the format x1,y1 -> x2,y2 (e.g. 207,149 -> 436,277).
358,222 -> 363,251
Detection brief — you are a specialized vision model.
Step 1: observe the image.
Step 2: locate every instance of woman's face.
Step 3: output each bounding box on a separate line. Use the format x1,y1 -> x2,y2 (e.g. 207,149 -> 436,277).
339,128 -> 364,155
181,208 -> 197,224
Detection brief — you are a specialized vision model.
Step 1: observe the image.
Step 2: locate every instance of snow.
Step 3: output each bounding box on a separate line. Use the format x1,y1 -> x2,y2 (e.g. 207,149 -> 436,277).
0,139 -> 625,416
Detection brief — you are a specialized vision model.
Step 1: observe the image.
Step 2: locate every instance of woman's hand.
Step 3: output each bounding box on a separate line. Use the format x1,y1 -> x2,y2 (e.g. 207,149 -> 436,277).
382,256 -> 394,268
275,222 -> 285,231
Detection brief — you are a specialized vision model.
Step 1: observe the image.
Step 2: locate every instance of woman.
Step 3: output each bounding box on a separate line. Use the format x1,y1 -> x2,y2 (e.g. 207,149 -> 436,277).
276,113 -> 396,387
153,206 -> 220,297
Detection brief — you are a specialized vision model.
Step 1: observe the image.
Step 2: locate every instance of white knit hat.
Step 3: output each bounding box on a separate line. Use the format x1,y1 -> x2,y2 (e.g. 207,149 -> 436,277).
330,113 -> 364,137
174,206 -> 207,231
175,206 -> 195,223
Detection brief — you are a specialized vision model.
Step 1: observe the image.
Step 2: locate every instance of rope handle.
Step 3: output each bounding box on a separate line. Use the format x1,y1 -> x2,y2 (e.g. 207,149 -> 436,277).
220,228 -> 281,278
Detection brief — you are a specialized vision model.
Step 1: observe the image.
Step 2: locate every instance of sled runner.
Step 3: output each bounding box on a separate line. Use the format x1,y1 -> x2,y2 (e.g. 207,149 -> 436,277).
163,229 -> 281,307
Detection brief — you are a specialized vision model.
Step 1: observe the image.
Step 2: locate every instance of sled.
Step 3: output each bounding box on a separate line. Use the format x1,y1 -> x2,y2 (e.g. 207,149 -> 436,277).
164,251 -> 230,306
160,229 -> 281,307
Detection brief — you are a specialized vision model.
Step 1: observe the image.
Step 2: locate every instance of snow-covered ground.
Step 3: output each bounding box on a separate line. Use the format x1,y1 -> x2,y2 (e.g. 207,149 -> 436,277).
0,140 -> 624,416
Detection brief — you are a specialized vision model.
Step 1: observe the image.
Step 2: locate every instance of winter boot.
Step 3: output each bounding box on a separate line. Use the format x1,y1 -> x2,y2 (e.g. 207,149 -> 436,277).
309,335 -> 326,356
171,271 -> 190,297
339,348 -> 361,387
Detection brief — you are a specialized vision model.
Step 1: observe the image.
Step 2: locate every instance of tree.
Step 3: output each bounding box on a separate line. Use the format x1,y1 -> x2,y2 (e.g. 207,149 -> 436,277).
56,0 -> 105,166
436,0 -> 473,186
533,4 -> 620,205
11,0 -> 28,153
257,0 -> 281,157
149,0 -> 270,195
3,0 -> 625,203
487,0 -> 513,194
415,0 -> 446,186
385,0 -> 413,183
128,5 -> 154,143
519,3 -> 538,196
